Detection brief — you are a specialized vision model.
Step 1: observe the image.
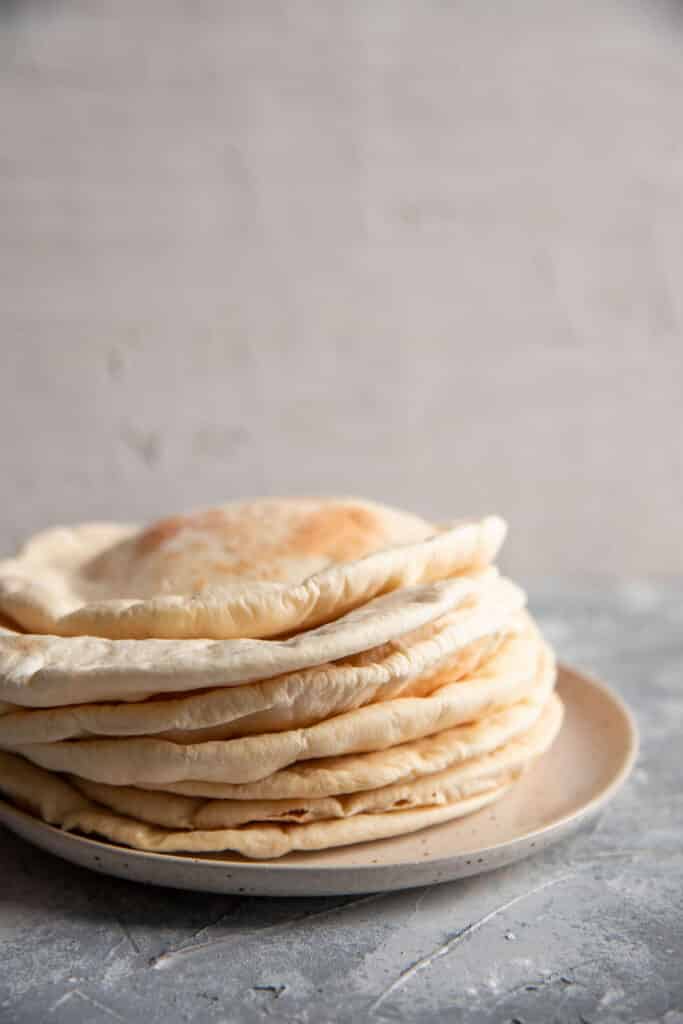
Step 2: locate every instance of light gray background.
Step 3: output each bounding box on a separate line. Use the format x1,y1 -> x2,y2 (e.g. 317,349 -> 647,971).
2,0 -> 682,576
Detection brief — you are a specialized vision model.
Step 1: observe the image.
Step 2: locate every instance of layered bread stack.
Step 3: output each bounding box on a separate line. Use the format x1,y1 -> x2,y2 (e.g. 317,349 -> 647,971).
0,499 -> 563,859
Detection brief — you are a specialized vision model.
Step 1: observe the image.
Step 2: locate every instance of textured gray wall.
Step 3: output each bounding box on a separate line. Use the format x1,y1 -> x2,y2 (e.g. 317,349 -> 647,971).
1,1 -> 682,576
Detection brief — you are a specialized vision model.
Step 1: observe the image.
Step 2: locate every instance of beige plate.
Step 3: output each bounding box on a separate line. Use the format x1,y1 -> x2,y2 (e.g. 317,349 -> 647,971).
0,665 -> 637,896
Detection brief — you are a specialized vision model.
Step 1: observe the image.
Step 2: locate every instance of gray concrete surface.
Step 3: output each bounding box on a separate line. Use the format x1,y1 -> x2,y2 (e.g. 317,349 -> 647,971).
1,581 -> 681,1024
2,1 -> 683,576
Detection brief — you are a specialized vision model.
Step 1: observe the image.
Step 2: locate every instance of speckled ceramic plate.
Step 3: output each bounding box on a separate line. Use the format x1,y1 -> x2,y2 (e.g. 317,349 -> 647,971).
0,665 -> 637,896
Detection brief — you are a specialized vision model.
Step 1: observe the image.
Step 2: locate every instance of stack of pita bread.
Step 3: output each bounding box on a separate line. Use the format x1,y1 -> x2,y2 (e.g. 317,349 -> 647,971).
0,499 -> 562,860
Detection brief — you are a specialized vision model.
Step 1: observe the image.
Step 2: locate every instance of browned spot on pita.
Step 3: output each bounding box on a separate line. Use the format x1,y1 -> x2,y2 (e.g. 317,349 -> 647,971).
288,504 -> 385,563
135,509 -> 227,556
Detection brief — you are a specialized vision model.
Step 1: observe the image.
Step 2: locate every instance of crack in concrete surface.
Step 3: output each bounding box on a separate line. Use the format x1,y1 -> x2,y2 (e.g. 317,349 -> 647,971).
150,892 -> 387,970
49,989 -> 127,1022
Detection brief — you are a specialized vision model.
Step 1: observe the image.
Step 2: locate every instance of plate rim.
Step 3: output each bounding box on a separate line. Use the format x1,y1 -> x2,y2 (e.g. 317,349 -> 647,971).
0,662 -> 638,884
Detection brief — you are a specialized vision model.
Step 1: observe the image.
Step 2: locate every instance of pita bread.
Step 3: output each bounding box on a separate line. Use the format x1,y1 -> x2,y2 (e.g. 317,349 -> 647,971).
0,631 -> 497,746
151,668 -> 555,800
69,695 -> 563,828
11,627 -> 554,786
0,748 -> 512,858
0,574 -> 521,709
0,588 -> 524,746
0,499 -> 505,639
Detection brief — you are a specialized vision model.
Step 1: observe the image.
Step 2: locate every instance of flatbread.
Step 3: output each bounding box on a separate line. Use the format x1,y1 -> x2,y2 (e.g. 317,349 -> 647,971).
69,695 -> 563,828
11,627 -> 554,786
0,499 -> 505,639
0,574 -> 521,708
0,748 -> 512,858
150,672 -> 556,801
0,587 -> 524,745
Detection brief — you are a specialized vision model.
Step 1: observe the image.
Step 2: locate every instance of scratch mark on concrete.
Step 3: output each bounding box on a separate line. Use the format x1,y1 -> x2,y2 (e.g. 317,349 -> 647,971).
252,985 -> 286,999
181,897 -> 245,947
50,991 -> 75,1012
52,990 -> 126,1022
75,990 -> 127,1022
115,916 -> 140,954
102,937 -> 127,960
150,892 -> 386,970
369,874 -> 575,1014
491,959 -> 601,1008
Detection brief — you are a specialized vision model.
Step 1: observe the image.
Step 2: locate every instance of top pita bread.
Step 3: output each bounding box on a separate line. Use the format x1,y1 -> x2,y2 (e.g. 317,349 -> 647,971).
0,499 -> 505,639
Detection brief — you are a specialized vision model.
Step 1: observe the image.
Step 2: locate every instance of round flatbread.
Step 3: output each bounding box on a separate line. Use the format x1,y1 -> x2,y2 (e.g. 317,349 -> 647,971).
0,574 -> 517,708
0,748 -> 513,859
69,694 -> 563,828
0,499 -> 505,639
0,586 -> 524,745
11,626 -> 555,786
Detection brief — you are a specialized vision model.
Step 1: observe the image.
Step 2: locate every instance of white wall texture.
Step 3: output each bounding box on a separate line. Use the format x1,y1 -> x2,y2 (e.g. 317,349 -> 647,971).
1,1 -> 682,576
